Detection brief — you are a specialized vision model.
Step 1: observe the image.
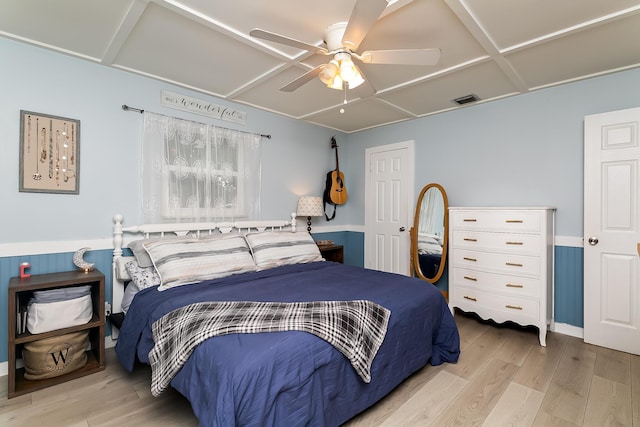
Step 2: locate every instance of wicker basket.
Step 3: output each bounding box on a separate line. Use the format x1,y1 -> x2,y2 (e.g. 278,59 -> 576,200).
23,331 -> 89,380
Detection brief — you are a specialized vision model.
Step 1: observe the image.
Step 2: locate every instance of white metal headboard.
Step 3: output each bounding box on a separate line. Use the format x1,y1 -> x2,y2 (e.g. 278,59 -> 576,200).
113,212 -> 297,258
110,213 -> 297,336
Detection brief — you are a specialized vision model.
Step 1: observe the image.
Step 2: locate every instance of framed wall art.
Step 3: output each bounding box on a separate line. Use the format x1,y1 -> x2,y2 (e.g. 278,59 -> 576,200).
19,110 -> 80,194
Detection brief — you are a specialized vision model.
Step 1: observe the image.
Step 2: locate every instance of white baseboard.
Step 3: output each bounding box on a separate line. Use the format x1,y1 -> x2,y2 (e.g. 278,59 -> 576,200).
105,335 -> 117,349
552,322 -> 584,339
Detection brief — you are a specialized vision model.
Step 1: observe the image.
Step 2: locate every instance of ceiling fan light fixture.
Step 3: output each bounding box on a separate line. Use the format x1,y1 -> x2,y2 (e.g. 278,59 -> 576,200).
321,51 -> 364,90
339,56 -> 358,81
327,74 -> 344,90
347,72 -> 364,89
319,60 -> 339,85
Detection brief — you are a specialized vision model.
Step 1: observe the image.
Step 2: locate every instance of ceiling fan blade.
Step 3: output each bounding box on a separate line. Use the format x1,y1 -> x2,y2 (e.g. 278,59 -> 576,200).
360,48 -> 441,66
280,65 -> 325,92
342,0 -> 388,50
250,29 -> 328,54
353,64 -> 376,97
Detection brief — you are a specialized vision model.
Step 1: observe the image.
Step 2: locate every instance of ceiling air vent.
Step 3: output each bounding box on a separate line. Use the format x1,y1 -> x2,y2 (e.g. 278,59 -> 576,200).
452,94 -> 480,105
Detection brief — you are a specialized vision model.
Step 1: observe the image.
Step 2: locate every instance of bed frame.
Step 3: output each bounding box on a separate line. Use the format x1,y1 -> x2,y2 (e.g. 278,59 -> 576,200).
111,213 -> 297,337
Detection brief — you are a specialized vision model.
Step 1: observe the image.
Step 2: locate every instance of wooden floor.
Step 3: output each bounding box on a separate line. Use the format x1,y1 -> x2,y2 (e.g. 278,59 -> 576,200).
1,311 -> 638,426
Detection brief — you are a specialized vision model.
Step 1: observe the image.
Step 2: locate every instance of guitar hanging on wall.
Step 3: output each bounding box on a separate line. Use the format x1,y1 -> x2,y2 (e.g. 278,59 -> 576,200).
323,137 -> 347,221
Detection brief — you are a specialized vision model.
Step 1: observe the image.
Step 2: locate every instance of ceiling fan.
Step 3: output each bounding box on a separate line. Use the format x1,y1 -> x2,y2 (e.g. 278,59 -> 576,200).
250,0 -> 440,97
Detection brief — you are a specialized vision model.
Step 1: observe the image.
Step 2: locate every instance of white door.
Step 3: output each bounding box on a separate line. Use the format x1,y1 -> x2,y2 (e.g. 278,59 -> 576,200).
364,141 -> 414,275
584,107 -> 640,355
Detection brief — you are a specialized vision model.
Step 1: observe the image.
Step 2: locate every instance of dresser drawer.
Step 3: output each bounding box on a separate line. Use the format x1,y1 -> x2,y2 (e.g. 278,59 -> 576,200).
451,249 -> 541,277
451,286 -> 540,321
451,267 -> 540,298
451,230 -> 542,254
450,209 -> 542,233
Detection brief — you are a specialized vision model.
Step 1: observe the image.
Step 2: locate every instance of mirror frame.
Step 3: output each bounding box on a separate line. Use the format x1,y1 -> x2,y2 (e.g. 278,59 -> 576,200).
410,183 -> 449,284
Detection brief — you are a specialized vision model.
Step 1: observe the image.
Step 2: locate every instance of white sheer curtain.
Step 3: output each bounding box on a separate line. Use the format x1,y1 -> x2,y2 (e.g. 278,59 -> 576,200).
141,112 -> 261,223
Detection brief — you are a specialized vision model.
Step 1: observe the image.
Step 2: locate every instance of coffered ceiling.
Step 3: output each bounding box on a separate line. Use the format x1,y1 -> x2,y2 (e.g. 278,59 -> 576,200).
1,0 -> 639,133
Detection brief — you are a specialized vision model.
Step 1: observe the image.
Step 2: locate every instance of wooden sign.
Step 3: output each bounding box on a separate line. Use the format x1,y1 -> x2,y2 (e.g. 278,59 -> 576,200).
160,90 -> 247,125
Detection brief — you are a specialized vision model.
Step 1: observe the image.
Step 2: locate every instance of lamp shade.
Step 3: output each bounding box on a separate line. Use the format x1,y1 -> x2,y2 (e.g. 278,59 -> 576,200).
296,196 -> 324,217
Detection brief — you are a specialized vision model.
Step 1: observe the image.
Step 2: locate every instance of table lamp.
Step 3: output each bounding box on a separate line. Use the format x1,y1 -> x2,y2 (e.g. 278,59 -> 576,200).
296,196 -> 324,233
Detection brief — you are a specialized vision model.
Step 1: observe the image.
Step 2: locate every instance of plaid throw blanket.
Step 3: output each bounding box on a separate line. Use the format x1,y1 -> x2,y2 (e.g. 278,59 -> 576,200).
148,300 -> 391,396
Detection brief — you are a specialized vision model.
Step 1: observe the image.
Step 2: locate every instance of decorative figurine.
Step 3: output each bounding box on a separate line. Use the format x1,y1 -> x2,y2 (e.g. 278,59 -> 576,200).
20,262 -> 31,278
73,247 -> 95,272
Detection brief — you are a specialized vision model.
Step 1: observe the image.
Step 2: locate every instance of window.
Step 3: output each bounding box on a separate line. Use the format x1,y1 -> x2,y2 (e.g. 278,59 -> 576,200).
142,113 -> 261,223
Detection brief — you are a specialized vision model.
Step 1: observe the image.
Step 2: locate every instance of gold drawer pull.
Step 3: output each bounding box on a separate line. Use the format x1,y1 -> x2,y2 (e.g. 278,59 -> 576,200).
463,218 -> 477,222
463,257 -> 477,262
505,283 -> 523,288
463,276 -> 477,281
506,304 -> 523,310
506,262 -> 523,267
506,241 -> 523,245
464,295 -> 477,302
506,219 -> 523,223
464,238 -> 477,242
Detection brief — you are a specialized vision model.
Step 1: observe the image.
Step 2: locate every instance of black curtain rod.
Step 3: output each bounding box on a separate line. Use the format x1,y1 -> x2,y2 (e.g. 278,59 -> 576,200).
122,104 -> 144,113
121,104 -> 272,139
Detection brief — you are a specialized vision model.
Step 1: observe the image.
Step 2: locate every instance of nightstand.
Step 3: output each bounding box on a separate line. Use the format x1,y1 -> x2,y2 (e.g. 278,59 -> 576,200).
319,244 -> 344,263
7,269 -> 106,398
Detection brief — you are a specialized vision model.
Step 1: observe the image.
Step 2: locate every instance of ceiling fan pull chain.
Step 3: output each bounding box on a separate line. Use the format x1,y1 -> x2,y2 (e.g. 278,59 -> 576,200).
340,82 -> 348,114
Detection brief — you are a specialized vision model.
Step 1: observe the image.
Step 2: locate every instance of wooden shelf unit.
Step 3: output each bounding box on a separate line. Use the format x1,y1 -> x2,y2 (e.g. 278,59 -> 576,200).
7,269 -> 106,398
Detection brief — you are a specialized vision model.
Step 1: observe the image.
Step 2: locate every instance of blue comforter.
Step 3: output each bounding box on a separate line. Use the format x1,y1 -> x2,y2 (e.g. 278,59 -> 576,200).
116,262 -> 459,426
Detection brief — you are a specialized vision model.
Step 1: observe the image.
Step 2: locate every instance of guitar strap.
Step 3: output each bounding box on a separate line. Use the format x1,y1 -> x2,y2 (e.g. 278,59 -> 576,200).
324,201 -> 336,221
323,172 -> 337,221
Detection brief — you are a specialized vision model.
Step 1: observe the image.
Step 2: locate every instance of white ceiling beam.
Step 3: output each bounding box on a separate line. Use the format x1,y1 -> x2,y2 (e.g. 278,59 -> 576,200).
444,0 -> 529,93
102,0 -> 149,65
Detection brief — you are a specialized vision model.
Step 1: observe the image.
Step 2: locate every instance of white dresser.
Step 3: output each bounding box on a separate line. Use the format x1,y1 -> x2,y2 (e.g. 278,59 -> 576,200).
448,207 -> 555,346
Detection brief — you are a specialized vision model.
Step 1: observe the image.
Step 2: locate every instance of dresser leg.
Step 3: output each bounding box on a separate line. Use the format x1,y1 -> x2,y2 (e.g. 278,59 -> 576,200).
538,328 -> 547,347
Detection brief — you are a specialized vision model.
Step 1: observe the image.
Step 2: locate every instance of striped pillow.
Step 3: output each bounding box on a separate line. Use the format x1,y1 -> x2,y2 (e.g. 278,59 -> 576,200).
144,235 -> 257,291
245,231 -> 324,271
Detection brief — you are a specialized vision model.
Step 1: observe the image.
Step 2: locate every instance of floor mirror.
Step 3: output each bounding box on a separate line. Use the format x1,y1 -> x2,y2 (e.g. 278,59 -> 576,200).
410,183 -> 449,297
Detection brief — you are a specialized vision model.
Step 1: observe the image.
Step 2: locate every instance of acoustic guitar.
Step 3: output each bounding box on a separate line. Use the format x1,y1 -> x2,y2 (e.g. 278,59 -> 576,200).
327,137 -> 348,205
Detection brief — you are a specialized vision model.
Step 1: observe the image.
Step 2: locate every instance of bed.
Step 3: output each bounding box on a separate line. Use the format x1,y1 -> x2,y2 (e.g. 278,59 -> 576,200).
111,213 -> 460,426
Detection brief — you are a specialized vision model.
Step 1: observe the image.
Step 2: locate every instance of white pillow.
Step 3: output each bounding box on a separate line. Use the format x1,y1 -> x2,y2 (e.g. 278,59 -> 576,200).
245,231 -> 324,271
144,234 -> 257,291
129,236 -> 183,268
121,282 -> 139,314
115,256 -> 136,281
125,260 -> 161,290
118,261 -> 161,313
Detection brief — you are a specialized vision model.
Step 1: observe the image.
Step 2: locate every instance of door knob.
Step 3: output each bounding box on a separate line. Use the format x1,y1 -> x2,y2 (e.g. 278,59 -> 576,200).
588,237 -> 599,245
399,227 -> 406,232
